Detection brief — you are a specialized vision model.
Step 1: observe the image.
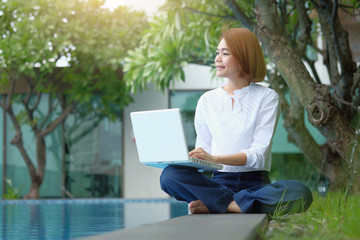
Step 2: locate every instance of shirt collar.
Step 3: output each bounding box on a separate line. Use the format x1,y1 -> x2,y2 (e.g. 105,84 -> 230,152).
219,82 -> 254,98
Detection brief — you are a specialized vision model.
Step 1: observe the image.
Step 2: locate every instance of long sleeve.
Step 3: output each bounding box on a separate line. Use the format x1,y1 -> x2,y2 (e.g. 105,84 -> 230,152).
194,96 -> 212,154
242,90 -> 279,169
193,83 -> 279,172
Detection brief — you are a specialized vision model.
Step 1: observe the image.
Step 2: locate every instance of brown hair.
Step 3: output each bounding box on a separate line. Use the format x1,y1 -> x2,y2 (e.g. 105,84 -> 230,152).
221,28 -> 266,82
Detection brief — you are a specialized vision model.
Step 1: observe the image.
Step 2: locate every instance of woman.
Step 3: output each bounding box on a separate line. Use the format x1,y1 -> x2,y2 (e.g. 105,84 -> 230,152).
160,28 -> 313,214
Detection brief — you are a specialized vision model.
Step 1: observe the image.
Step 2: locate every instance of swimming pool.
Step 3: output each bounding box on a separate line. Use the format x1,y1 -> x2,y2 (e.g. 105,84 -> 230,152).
0,198 -> 188,240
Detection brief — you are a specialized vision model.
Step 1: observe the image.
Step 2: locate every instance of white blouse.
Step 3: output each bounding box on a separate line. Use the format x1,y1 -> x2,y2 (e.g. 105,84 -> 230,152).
194,82 -> 279,172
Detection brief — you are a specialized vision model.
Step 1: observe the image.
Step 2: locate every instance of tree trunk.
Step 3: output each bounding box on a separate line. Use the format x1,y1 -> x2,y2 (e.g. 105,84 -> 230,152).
22,135 -> 46,199
7,105 -> 47,199
255,0 -> 360,192
24,181 -> 40,199
36,134 -> 46,187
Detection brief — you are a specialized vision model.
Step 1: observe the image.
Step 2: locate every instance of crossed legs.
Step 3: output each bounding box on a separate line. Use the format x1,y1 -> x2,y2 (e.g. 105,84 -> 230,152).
160,165 -> 235,213
160,165 -> 313,214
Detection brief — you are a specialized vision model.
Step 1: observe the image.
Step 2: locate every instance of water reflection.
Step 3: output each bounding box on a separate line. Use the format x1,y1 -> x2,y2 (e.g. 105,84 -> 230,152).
0,199 -> 188,240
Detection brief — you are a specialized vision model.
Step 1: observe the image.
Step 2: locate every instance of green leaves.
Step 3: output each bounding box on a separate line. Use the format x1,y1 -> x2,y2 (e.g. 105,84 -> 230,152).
0,0 -> 147,119
124,0 -> 236,92
124,24 -> 188,92
2,179 -> 20,200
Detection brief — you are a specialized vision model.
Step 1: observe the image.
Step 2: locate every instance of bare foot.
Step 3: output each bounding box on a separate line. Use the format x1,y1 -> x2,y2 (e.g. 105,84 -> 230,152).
188,200 -> 209,214
226,200 -> 242,213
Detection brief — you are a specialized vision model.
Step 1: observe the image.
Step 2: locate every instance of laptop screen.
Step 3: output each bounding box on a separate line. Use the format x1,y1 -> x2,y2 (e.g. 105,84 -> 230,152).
130,109 -> 190,163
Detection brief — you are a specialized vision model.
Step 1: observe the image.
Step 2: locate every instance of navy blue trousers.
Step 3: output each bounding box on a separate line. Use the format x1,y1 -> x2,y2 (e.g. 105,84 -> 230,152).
160,165 -> 313,214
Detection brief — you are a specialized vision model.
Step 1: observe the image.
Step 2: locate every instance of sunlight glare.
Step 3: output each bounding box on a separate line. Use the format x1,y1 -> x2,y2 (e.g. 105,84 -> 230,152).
103,0 -> 166,16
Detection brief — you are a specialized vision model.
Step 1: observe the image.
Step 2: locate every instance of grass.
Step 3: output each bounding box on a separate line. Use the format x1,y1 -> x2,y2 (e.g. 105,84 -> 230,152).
259,191 -> 360,240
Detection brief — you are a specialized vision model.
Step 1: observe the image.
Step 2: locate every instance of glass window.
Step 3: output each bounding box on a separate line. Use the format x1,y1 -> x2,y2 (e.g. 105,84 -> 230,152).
65,113 -> 122,198
170,91 -> 206,151
1,93 -> 123,198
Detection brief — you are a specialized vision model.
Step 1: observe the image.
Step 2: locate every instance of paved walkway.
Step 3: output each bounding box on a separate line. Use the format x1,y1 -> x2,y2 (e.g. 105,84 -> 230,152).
83,213 -> 267,240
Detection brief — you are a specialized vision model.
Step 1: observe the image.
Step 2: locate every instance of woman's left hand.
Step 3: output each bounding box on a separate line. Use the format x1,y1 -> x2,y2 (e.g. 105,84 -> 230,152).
189,148 -> 217,163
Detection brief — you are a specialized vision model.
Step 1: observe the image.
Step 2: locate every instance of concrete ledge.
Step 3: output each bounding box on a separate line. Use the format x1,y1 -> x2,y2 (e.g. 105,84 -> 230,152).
83,214 -> 267,240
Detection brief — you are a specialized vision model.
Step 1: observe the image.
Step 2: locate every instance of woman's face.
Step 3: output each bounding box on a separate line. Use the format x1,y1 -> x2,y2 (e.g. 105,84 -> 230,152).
215,39 -> 239,80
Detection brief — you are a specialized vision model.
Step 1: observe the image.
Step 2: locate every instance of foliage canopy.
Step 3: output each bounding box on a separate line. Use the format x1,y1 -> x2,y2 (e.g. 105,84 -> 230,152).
124,0 -> 360,191
0,0 -> 148,198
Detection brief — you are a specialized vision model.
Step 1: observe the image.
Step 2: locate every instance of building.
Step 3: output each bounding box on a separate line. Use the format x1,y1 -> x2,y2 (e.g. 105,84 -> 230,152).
0,64 -> 325,199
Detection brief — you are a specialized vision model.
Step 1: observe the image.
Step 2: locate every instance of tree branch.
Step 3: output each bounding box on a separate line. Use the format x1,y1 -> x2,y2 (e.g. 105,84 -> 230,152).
314,0 -> 356,118
254,0 -> 282,34
269,71 -> 326,172
7,106 -> 37,176
315,3 -> 341,86
0,94 -> 6,109
41,102 -> 77,137
224,0 -> 255,30
22,76 -> 34,107
303,55 -> 322,84
294,0 -> 312,55
40,95 -> 54,129
278,0 -> 288,36
329,0 -> 353,76
22,75 -> 40,131
352,66 -> 360,94
3,74 -> 39,189
255,0 -> 355,161
6,76 -> 16,110
354,95 -> 360,112
309,41 -> 324,55
31,92 -> 42,112
183,7 -> 236,20
333,91 -> 360,112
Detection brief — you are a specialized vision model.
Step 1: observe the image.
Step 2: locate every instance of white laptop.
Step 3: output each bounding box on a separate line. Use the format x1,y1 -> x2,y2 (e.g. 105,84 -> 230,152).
130,108 -> 223,171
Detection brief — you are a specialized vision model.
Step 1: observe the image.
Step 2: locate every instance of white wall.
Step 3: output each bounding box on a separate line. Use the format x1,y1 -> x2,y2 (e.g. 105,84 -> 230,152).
173,64 -> 224,90
123,64 -> 222,198
123,85 -> 169,198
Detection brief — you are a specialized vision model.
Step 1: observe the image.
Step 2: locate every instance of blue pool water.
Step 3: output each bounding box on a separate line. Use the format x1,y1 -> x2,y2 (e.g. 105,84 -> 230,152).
0,198 -> 188,240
